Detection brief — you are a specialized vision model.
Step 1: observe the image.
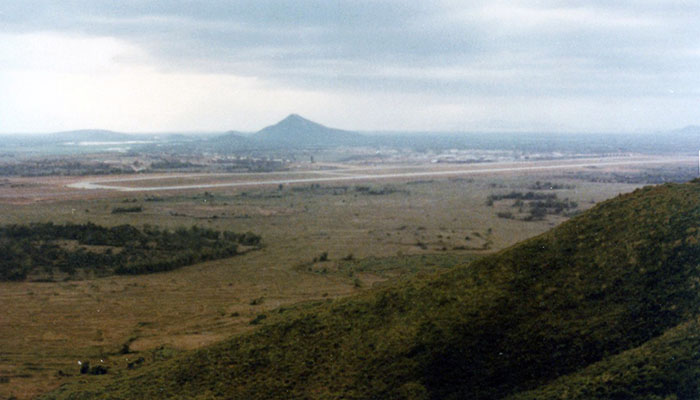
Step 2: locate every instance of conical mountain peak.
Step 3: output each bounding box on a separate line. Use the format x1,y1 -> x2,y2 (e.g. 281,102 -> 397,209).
253,114 -> 361,147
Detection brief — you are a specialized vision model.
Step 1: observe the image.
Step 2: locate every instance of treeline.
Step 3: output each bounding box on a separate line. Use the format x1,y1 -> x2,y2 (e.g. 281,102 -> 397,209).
149,160 -> 202,170
486,191 -> 556,205
0,222 -> 261,281
488,191 -> 578,221
290,183 -> 408,196
567,169 -> 697,184
528,181 -> 576,190
111,206 -> 143,214
354,185 -> 407,196
0,161 -> 135,177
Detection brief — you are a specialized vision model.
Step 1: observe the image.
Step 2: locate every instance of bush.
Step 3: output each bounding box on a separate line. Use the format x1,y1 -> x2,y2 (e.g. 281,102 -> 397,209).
111,206 -> 143,214
250,297 -> 264,306
250,314 -> 267,325
89,365 -> 108,375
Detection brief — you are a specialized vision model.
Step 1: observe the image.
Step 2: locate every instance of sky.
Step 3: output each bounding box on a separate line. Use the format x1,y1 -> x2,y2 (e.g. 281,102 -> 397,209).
0,1 -> 698,134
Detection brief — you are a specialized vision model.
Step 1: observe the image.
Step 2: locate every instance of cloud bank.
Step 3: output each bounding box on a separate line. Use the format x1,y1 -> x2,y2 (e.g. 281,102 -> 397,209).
1,1 -> 698,132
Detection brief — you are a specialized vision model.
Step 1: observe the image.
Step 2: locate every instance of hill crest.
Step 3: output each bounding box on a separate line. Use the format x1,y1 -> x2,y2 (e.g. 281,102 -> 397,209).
252,114 -> 362,147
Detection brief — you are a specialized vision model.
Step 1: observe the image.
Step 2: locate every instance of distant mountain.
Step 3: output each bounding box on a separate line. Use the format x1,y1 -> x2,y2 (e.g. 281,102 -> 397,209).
671,125 -> 700,136
162,133 -> 196,141
211,130 -> 251,144
252,114 -> 363,148
205,114 -> 364,150
0,129 -> 156,153
7,121 -> 699,155
49,129 -> 136,143
45,180 -> 700,399
205,131 -> 254,151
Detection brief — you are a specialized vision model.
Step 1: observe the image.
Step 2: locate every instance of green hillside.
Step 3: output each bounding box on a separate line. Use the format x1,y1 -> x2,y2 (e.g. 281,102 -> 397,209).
43,180 -> 700,399
506,316 -> 700,400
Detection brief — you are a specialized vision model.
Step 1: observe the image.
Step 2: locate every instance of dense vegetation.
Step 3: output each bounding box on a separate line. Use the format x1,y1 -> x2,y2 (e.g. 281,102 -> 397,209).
0,223 -> 261,281
566,166 -> 698,184
528,181 -> 576,190
290,183 -> 408,196
0,156 -> 286,177
0,160 -> 135,177
488,190 -> 578,220
111,206 -> 143,214
486,190 -> 558,203
43,180 -> 700,399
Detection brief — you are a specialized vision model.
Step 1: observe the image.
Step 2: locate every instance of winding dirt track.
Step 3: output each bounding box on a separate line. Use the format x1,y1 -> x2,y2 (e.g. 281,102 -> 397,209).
66,156 -> 696,193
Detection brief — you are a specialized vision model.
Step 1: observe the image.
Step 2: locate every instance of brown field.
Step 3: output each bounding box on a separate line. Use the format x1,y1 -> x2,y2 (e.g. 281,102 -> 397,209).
0,155 -> 695,399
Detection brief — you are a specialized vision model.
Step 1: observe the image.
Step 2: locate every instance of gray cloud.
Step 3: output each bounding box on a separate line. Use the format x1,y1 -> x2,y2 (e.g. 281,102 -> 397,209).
1,0 -> 699,130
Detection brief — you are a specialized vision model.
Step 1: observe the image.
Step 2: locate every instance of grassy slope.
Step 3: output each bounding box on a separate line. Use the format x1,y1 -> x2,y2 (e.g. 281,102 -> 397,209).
505,316 -> 700,400
43,180 -> 700,399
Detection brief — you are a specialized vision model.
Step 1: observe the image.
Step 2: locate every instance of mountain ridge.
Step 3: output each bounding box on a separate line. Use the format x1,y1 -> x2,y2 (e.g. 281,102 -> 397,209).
3,119 -> 698,155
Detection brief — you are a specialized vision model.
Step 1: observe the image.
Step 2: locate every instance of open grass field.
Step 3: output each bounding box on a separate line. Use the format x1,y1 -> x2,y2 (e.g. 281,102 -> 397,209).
41,178 -> 700,399
0,156 -> 695,399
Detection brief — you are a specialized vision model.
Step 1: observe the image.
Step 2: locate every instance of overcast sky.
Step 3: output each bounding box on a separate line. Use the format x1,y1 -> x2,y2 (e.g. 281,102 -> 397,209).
1,1 -> 698,133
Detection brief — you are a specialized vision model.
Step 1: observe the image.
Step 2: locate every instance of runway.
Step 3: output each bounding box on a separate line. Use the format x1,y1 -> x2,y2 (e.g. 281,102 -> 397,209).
67,156 -> 695,192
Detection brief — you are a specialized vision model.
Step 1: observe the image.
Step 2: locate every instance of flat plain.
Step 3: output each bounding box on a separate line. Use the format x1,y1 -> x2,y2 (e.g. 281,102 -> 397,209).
0,155 -> 694,399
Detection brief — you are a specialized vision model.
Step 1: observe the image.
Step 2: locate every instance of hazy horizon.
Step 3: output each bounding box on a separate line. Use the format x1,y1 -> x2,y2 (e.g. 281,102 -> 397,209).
0,114 -> 698,137
1,2 -> 699,134
1,114 -> 697,137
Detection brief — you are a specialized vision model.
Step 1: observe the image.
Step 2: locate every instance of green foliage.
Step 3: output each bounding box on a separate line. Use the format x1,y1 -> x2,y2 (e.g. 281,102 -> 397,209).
528,181 -> 576,190
487,190 -> 557,202
111,206 -> 143,214
506,317 -> 700,400
337,253 -> 474,279
489,190 -> 578,220
354,184 -> 407,196
0,223 -> 262,280
249,314 -> 267,325
249,297 -> 264,306
497,211 -> 515,219
42,180 -> 700,399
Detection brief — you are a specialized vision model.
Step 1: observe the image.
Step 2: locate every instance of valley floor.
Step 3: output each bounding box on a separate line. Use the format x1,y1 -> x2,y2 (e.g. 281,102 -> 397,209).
0,155 -> 695,399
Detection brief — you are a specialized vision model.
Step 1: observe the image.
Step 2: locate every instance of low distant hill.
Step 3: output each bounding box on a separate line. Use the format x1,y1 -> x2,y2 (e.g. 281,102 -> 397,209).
48,129 -> 137,143
671,125 -> 700,137
205,130 -> 254,151
4,120 -> 699,155
0,129 -> 141,147
666,126 -> 700,155
44,180 -> 700,399
0,129 -> 161,154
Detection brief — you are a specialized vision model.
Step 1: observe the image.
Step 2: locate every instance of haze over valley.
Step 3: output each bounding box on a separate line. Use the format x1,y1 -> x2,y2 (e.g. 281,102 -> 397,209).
1,1 -> 700,399
0,112 -> 697,399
